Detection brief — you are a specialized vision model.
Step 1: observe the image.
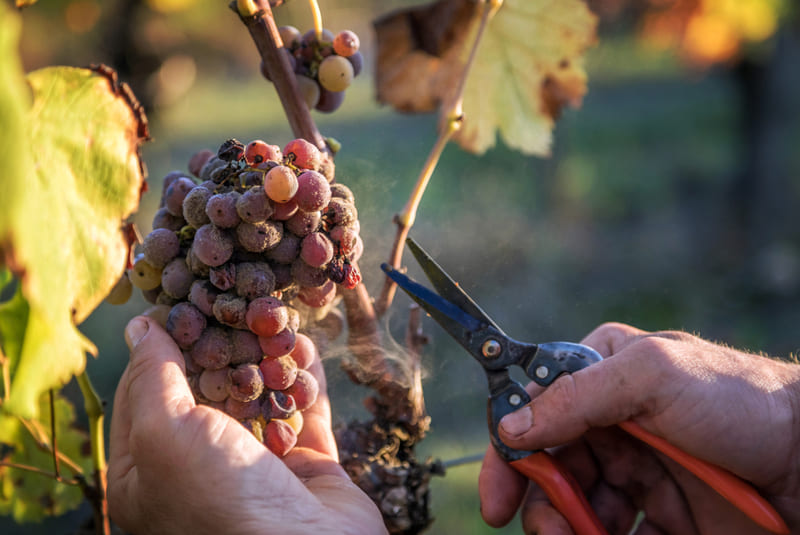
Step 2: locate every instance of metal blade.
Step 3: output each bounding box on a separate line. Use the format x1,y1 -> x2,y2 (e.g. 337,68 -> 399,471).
381,263 -> 482,335
405,237 -> 501,331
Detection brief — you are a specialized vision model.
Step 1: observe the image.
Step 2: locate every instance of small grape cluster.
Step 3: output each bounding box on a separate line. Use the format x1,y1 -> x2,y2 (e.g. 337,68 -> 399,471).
263,26 -> 362,113
117,137 -> 363,456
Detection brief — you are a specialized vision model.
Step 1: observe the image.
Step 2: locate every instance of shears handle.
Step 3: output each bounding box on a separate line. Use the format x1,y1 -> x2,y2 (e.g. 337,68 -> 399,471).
510,451 -> 608,535
618,420 -> 789,534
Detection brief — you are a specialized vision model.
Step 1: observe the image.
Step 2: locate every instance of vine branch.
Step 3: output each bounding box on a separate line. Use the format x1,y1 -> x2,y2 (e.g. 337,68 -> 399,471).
375,0 -> 502,317
77,371 -> 110,535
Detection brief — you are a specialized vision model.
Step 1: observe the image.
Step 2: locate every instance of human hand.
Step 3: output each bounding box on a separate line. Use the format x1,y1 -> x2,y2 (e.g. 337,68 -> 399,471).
108,316 -> 387,535
478,322 -> 800,534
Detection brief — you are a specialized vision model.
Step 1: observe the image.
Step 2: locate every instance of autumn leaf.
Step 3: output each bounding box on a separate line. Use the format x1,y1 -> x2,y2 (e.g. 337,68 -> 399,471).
374,0 -> 597,156
0,3 -> 148,419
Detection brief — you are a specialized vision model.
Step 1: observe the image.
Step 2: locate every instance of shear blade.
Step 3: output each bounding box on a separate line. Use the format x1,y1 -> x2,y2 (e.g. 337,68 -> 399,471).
381,263 -> 482,332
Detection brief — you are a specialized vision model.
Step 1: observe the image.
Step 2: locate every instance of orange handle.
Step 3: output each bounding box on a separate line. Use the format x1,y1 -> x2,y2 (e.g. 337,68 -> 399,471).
618,420 -> 789,535
510,451 -> 608,535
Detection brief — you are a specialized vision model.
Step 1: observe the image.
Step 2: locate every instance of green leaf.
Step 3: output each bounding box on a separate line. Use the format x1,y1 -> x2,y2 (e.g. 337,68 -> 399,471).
0,2 -> 148,419
0,393 -> 91,522
455,0 -> 597,156
374,0 -> 597,156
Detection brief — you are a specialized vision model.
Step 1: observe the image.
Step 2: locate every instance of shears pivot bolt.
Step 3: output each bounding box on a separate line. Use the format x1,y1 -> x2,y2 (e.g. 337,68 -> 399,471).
535,366 -> 549,379
509,393 -> 523,406
482,339 -> 502,358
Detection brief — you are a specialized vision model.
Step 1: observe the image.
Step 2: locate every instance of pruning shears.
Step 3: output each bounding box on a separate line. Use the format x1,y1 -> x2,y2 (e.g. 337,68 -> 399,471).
382,237 -> 789,535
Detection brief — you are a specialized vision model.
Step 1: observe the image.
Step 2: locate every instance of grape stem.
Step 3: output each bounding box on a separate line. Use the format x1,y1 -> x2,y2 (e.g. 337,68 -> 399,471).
308,0 -> 324,41
231,0 -> 328,152
376,0 -> 502,317
77,371 -> 111,535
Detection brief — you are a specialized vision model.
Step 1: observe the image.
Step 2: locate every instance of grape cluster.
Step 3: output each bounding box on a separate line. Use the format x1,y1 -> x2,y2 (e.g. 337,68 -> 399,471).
123,137 -> 362,456
264,26 -> 362,114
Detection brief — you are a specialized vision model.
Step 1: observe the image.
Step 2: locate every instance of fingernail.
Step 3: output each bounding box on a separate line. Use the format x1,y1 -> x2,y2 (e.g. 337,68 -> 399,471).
125,317 -> 149,351
499,406 -> 533,438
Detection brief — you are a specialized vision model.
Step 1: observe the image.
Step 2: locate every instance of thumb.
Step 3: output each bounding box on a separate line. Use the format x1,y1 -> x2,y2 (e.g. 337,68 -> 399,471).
124,316 -> 194,425
497,346 -> 661,450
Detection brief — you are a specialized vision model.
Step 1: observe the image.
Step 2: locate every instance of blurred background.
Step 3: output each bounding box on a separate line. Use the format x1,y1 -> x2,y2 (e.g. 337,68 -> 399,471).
5,0 -> 800,533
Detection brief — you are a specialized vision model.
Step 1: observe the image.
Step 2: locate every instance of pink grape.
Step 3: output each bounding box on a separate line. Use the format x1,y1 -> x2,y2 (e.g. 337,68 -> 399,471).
289,333 -> 316,370
236,220 -> 283,253
291,259 -> 327,287
142,228 -> 180,269
329,225 -> 359,257
236,187 -> 273,223
258,355 -> 298,390
209,263 -> 236,291
212,292 -> 248,329
230,329 -> 264,365
330,183 -> 355,203
263,419 -> 297,457
346,51 -> 363,77
333,30 -> 359,57
300,232 -> 334,267
244,140 -> 281,166
297,279 -> 336,308
294,171 -> 331,212
190,326 -> 232,370
182,185 -> 213,228
266,232 -> 300,264
224,397 -> 261,420
278,25 -> 301,48
271,199 -> 299,221
161,257 -> 195,299
286,369 -> 319,411
188,149 -> 215,177
152,206 -> 185,232
193,224 -> 234,267
283,139 -> 321,171
226,364 -> 264,402
235,262 -> 275,300
206,191 -> 241,228
199,367 -> 229,402
188,279 -> 219,317
259,328 -> 297,358
295,75 -> 321,109
166,302 -> 206,349
246,296 -> 288,337
164,176 -> 196,216
285,210 -> 321,237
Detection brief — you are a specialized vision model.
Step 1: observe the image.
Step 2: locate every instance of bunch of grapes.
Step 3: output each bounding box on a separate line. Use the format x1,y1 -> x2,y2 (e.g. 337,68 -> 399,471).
115,137 -> 363,456
264,26 -> 362,113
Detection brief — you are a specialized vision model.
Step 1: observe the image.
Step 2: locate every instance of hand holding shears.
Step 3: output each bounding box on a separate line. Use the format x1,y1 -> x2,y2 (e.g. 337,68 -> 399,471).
382,237 -> 789,535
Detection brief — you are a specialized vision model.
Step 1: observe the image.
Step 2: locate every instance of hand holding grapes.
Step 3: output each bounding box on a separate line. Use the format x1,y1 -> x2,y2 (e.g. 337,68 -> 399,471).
478,322 -> 800,535
108,316 -> 387,535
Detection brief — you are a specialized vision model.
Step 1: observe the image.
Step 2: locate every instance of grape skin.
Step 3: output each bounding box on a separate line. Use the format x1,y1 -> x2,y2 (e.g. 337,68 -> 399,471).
235,262 -> 276,300
286,369 -> 319,411
259,328 -> 297,358
246,296 -> 288,337
161,257 -> 195,299
236,188 -> 273,223
230,329 -> 263,365
206,191 -> 242,229
318,55 -> 354,92
263,419 -> 297,457
130,255 -> 163,291
236,220 -> 283,253
193,224 -> 234,267
166,302 -> 206,349
142,228 -> 180,269
190,326 -> 232,370
258,355 -> 298,390
264,165 -> 299,203
295,171 -> 331,212
262,390 -> 296,420
226,364 -> 265,402
333,30 -> 359,57
183,186 -> 213,228
199,368 -> 229,402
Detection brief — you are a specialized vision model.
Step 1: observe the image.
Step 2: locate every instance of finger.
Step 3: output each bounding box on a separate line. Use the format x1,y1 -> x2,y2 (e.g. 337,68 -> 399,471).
123,317 -> 195,449
283,447 -> 349,480
520,495 -> 574,535
497,338 -> 669,450
580,322 -> 648,358
478,446 -> 528,527
294,335 -> 338,460
586,482 -> 639,535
